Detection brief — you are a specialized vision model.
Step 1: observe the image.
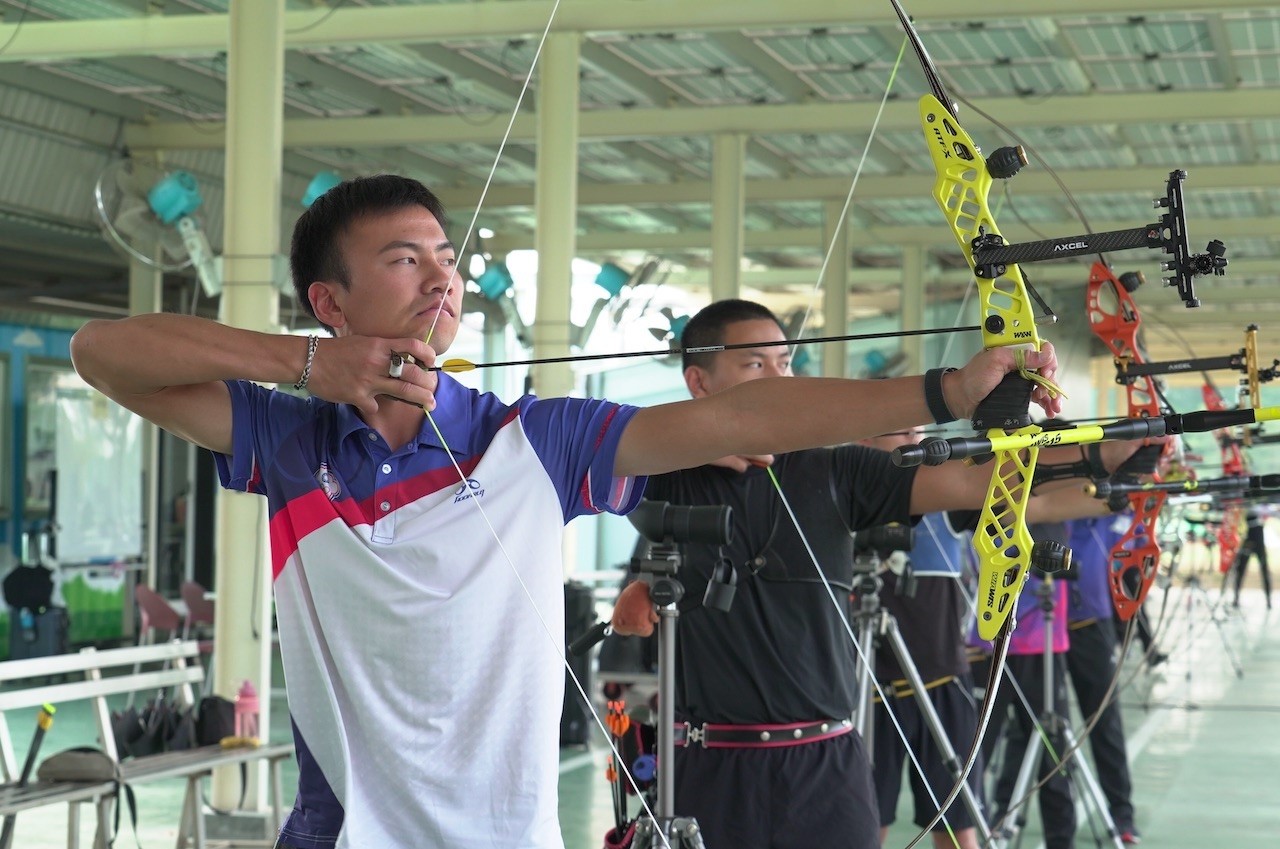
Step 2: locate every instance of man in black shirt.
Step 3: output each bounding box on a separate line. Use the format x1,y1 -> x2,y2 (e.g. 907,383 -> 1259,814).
862,425 -> 983,849
1231,504 -> 1273,609
611,300 -> 1138,849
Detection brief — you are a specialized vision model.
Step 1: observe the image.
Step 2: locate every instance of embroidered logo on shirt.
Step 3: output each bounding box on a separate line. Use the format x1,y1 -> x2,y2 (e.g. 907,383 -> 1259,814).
315,463 -> 342,501
453,478 -> 485,503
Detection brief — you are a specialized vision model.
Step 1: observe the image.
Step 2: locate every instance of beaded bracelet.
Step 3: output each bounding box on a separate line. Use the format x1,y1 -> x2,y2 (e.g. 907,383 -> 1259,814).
294,335 -> 318,391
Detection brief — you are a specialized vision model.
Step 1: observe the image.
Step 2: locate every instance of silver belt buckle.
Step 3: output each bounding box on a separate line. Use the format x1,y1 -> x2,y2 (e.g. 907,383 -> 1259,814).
686,722 -> 705,747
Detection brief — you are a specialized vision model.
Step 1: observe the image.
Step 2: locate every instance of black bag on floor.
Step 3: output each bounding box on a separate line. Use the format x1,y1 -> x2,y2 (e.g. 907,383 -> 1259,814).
7,605 -> 70,661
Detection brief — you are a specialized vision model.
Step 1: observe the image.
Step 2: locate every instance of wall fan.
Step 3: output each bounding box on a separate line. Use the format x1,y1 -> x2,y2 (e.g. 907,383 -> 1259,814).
93,158 -> 221,297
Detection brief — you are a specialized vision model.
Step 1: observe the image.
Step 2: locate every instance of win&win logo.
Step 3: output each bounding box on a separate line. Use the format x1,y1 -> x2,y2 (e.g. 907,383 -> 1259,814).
454,478 -> 485,503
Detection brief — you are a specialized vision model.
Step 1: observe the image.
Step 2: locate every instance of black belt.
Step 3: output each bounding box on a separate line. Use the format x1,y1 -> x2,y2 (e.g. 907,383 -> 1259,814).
673,718 -> 853,749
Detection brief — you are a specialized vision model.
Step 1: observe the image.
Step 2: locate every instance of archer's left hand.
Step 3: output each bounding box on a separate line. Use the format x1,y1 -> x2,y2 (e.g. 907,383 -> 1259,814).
946,343 -> 1063,421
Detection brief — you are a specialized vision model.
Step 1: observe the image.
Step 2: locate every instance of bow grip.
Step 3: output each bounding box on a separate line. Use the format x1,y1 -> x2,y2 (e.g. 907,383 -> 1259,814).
971,371 -> 1034,432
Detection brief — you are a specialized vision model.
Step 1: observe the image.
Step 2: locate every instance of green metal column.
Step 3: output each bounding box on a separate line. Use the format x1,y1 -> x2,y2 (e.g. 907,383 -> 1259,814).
212,0 -> 284,813
821,199 -> 850,378
710,133 -> 746,302
901,245 -> 925,371
531,32 -> 580,400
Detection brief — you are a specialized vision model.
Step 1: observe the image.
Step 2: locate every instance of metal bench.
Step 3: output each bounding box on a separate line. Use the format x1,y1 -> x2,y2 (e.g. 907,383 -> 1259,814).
0,641 -> 293,849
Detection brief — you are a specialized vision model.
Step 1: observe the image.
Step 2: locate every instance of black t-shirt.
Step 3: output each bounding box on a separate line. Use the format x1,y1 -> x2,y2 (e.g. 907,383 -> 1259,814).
645,445 -> 916,724
875,573 -> 969,683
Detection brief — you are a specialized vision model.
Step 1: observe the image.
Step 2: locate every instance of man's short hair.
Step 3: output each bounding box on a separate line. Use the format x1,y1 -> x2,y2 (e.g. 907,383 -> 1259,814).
681,299 -> 785,371
290,174 -> 450,333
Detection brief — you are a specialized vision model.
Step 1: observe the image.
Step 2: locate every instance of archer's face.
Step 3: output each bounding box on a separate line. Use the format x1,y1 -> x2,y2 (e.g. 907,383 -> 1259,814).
313,206 -> 463,352
688,318 -> 792,397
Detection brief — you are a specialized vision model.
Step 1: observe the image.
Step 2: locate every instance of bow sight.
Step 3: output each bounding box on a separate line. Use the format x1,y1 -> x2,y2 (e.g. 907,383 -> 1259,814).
1111,321 -> 1279,390
971,171 -> 1226,309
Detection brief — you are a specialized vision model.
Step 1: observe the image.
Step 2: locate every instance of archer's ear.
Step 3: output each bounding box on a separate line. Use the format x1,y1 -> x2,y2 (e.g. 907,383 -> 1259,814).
685,365 -> 711,398
309,282 -> 346,330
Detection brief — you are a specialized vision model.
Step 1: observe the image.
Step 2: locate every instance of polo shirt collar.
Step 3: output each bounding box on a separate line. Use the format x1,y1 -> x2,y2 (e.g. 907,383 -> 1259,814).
332,371 -> 475,457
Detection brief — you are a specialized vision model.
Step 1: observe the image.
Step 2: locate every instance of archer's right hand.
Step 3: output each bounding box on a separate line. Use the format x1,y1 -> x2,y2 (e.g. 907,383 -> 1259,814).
611,581 -> 658,637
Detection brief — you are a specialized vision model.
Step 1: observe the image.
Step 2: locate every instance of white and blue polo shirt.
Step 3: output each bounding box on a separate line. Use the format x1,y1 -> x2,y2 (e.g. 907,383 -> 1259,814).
215,373 -> 644,849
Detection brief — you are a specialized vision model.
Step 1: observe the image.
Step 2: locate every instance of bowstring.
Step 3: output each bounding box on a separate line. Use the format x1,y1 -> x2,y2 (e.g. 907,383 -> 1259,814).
788,36 -> 907,362
988,519 -> 1143,834
763,467 -> 965,849
415,0 -> 673,842
921,515 -> 1062,753
766,34 -> 975,847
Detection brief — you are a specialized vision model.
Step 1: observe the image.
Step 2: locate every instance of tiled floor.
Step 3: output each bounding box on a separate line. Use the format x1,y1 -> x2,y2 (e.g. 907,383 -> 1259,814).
8,588 -> 1278,848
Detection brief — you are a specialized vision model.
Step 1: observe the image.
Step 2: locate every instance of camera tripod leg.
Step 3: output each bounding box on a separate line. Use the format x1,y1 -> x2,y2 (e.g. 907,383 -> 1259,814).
1188,578 -> 1246,678
992,730 -> 1044,848
881,618 -> 992,845
852,612 -> 879,752
999,724 -> 1124,849
997,578 -> 1124,849
1059,726 -> 1125,849
634,815 -> 708,848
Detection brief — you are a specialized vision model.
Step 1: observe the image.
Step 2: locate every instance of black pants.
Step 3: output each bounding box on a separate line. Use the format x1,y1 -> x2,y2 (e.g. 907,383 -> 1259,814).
1067,619 -> 1135,831
872,675 -> 984,832
1232,527 -> 1272,607
979,653 -> 1076,849
675,730 -> 879,849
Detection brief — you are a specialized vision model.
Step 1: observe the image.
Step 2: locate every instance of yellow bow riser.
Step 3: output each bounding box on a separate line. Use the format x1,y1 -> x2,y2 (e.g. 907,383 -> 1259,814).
973,439 -> 1039,641
917,93 -> 1048,640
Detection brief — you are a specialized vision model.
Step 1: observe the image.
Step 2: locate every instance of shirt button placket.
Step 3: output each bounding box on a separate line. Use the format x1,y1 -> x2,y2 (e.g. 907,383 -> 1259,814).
372,458 -> 396,544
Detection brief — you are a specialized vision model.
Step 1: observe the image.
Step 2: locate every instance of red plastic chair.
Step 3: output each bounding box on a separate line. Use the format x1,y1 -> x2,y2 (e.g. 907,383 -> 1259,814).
180,581 -> 215,638
135,584 -> 184,644
131,585 -> 187,707
179,581 -> 217,695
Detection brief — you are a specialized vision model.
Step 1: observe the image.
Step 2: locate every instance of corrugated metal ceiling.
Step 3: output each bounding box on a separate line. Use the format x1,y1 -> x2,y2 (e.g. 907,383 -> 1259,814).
0,0 -> 1275,357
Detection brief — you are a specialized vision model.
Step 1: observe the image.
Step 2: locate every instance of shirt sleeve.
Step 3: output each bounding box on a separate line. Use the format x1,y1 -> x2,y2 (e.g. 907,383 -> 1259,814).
213,380 -> 313,496
833,444 -> 918,530
519,396 -> 647,522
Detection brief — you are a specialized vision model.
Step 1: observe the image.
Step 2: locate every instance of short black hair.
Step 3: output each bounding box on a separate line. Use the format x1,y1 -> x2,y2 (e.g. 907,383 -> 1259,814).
289,174 -> 450,333
681,299 -> 785,371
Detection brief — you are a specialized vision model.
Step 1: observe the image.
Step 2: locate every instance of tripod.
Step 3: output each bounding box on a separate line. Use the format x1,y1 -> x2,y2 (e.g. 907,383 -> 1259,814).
573,501 -> 730,848
628,540 -> 708,849
849,552 -> 992,845
1178,547 -> 1246,697
990,576 -> 1124,849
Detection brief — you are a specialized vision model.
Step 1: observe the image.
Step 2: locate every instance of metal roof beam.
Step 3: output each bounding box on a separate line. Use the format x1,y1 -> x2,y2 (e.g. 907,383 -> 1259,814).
579,41 -> 680,107
0,1 -> 1263,62
124,90 -> 1278,150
